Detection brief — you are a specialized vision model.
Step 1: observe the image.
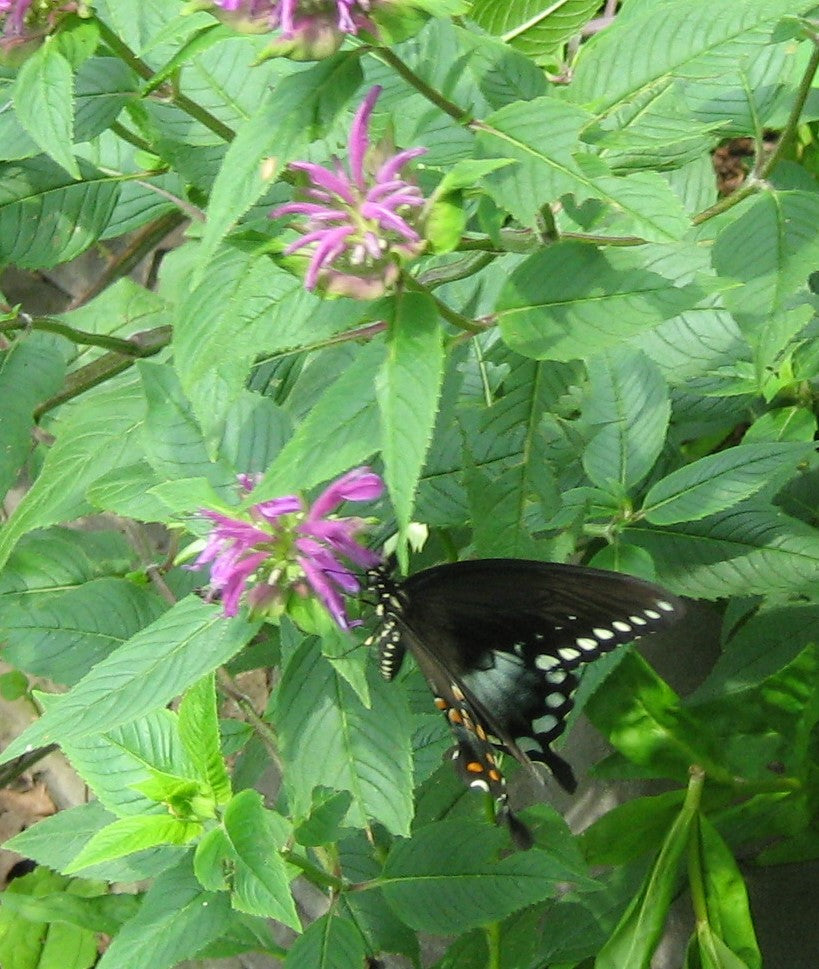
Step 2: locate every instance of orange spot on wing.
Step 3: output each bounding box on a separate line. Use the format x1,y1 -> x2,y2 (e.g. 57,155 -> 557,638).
466,761 -> 484,774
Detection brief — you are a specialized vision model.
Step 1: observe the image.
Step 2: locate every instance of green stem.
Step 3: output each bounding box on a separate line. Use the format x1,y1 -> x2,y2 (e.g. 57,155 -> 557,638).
401,273 -> 485,333
693,35 -> 819,226
216,668 -> 282,768
759,35 -> 819,179
0,315 -> 170,355
687,812 -> 708,924
485,921 -> 502,969
281,849 -> 345,893
95,17 -> 235,143
373,47 -> 473,125
32,327 -> 172,418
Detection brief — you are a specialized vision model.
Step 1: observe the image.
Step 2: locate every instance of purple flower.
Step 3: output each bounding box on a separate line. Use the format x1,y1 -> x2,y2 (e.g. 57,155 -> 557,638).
194,467 -> 383,629
210,1 -> 383,56
272,86 -> 427,297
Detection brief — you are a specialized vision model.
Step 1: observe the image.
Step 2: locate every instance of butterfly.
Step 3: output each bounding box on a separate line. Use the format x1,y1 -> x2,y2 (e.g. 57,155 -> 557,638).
366,558 -> 685,847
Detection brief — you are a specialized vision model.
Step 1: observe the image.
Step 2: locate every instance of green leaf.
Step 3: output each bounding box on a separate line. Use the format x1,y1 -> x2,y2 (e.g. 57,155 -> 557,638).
696,816 -> 762,969
583,347 -> 669,491
178,673 -> 232,805
497,242 -> 704,361
0,869 -> 98,969
276,639 -> 414,836
13,43 -> 79,179
221,790 -> 300,928
477,99 -> 688,239
569,0 -> 805,116
625,504 -> 819,598
284,913 -> 366,969
293,788 -> 354,847
377,292 -> 445,536
381,820 -> 596,934
253,338 -> 384,500
471,0 -> 600,60
95,857 -> 232,969
0,378 -> 145,572
64,815 -> 201,873
0,890 -> 140,937
0,596 -> 258,764
712,191 -> 819,334
580,791 -> 686,867
138,361 -> 236,490
57,708 -> 196,818
4,801 -> 183,883
0,334 -> 66,500
196,56 -> 363,275
584,651 -> 725,783
0,156 -> 119,268
692,605 -> 819,701
744,406 -> 817,443
642,443 -> 813,525
1,577 -> 167,686
595,777 -> 700,969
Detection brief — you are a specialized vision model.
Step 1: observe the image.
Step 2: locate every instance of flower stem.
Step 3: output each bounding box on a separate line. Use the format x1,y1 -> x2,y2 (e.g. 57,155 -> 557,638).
373,47 -> 473,125
94,17 -> 235,143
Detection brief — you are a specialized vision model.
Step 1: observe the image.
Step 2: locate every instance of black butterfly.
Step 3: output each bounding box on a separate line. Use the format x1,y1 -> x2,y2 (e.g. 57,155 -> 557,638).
366,558 -> 684,847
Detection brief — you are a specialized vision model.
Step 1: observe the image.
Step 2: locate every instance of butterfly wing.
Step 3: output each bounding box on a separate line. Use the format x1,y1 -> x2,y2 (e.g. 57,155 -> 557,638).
371,559 -> 684,795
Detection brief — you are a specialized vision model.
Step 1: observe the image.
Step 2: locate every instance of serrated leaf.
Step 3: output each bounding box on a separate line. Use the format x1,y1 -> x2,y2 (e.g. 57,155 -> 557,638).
196,56 -> 363,275
626,503 -> 819,598
476,99 -> 687,238
65,815 -> 201,873
0,596 -> 258,764
642,442 -> 812,524
497,242 -> 704,361
139,361 -> 235,490
13,43 -> 79,179
58,708 -> 195,818
712,190 -> 819,335
276,639 -> 413,835
0,155 -> 119,267
377,292 -> 445,535
284,913 -> 366,969
95,857 -> 232,969
693,605 -> 819,701
0,333 -> 66,499
0,890 -> 140,938
222,790 -> 300,928
4,801 -> 183,883
178,673 -> 232,804
381,820 -> 595,934
253,338 -> 384,501
471,0 -> 600,60
583,347 -> 669,491
1,577 -> 167,686
0,378 -> 145,572
570,0 -> 805,115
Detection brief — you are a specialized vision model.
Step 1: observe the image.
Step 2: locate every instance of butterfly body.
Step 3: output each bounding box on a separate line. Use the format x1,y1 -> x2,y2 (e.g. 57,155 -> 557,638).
367,558 -> 684,844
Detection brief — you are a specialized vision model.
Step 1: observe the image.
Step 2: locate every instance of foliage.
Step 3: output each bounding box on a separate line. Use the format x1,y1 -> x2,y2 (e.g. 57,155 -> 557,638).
0,1 -> 818,968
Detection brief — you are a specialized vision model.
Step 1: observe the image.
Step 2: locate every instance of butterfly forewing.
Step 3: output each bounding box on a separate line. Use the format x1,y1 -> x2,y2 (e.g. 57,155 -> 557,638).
367,558 -> 684,837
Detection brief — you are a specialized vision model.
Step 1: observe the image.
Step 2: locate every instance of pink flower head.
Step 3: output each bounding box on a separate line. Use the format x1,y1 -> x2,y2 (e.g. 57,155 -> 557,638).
211,1 -> 382,55
272,85 -> 427,297
193,467 -> 383,629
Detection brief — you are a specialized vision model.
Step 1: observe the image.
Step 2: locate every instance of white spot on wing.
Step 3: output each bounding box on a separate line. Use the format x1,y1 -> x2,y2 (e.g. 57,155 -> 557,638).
558,647 -> 581,662
576,637 -> 598,651
535,654 -> 561,671
593,627 -> 615,641
613,620 -> 632,633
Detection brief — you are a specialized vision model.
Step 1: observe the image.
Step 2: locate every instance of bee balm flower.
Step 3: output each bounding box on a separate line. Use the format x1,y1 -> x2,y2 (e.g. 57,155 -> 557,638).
272,86 -> 427,297
194,467 -> 383,629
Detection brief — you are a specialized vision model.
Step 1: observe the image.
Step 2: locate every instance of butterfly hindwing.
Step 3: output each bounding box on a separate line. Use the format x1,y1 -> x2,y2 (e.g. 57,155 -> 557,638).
367,558 -> 685,841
